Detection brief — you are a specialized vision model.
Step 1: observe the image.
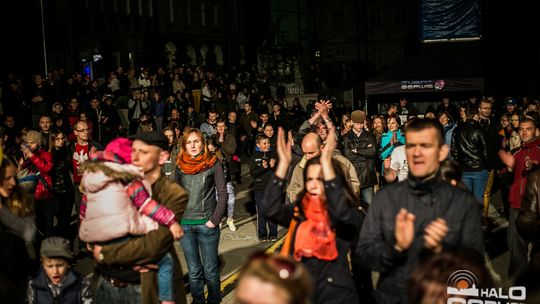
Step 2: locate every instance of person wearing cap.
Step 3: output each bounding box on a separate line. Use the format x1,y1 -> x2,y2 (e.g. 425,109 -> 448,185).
21,130 -> 55,239
343,110 -> 378,205
90,131 -> 188,304
26,237 -> 93,303
505,97 -> 519,116
80,137 -> 182,304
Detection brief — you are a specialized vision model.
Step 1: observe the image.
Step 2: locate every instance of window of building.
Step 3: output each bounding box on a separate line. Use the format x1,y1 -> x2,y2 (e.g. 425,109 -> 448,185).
186,0 -> 191,24
332,10 -> 344,31
370,7 -> 383,28
394,5 -> 406,26
148,0 -> 153,18
233,0 -> 238,30
169,0 -> 174,23
201,2 -> 206,26
213,5 -> 218,27
137,0 -> 143,16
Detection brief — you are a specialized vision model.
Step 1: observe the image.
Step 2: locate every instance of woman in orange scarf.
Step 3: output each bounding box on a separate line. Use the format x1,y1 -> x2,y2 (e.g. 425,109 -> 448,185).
263,126 -> 363,304
176,128 -> 228,304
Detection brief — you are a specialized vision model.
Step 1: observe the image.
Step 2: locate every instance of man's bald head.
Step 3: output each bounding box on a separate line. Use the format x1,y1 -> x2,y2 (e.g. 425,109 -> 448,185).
301,132 -> 323,160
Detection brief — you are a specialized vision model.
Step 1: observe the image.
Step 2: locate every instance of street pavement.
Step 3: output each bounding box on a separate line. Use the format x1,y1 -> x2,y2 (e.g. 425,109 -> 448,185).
75,163 -> 514,302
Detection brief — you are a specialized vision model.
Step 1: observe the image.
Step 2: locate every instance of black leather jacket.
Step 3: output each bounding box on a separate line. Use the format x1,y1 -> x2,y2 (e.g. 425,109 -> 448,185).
451,119 -> 489,170
516,169 -> 540,241
343,130 -> 378,187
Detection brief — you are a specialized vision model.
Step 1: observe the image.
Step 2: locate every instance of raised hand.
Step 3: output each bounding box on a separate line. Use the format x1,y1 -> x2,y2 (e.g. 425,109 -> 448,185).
320,126 -> 337,180
498,150 -> 515,170
424,218 -> 448,253
321,126 -> 337,164
384,157 -> 392,170
395,208 -> 416,251
276,127 -> 292,166
275,127 -> 292,179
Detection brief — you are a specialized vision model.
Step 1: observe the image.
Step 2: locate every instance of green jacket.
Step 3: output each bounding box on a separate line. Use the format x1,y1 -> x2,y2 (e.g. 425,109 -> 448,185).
99,174 -> 188,304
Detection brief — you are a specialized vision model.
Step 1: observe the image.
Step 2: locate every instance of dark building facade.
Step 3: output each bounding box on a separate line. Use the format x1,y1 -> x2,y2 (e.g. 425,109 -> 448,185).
1,0 -> 268,79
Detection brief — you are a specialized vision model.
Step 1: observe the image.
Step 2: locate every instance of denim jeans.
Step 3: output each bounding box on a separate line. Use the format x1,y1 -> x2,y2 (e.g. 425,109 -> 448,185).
360,187 -> 374,205
215,182 -> 235,219
255,191 -> 277,239
95,275 -> 142,304
180,224 -> 221,304
157,252 -> 174,301
226,182 -> 235,218
462,170 -> 488,204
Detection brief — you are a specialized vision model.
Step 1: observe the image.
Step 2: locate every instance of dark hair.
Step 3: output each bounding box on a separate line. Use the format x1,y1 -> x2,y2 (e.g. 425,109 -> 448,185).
521,117 -> 538,129
404,118 -> 445,146
48,129 -> 67,153
465,104 -> 479,119
408,249 -> 494,304
387,115 -> 401,126
299,157 -> 359,208
439,160 -> 467,189
437,110 -> 454,123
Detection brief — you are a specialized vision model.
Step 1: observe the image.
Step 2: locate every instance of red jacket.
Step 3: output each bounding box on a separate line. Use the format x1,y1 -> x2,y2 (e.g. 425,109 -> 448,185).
509,138 -> 540,209
23,148 -> 54,201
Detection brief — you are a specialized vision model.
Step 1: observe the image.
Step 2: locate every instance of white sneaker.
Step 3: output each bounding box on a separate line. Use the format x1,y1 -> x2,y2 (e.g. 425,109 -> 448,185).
227,218 -> 237,232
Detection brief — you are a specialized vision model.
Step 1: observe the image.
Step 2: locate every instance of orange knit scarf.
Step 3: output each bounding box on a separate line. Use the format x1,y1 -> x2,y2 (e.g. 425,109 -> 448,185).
177,150 -> 217,175
293,194 -> 338,261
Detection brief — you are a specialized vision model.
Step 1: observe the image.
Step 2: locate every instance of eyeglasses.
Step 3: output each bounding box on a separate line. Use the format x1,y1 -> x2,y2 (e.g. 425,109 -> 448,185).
75,129 -> 89,132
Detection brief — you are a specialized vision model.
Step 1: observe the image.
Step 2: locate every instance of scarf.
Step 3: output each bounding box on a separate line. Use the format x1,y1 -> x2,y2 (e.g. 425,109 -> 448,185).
294,194 -> 338,261
177,150 -> 217,175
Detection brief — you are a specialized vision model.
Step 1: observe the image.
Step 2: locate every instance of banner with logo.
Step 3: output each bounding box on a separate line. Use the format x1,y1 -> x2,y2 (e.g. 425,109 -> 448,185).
365,78 -> 483,95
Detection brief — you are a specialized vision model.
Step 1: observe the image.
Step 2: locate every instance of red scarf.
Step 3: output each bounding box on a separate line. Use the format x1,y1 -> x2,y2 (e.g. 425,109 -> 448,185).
294,194 -> 338,261
177,150 -> 217,175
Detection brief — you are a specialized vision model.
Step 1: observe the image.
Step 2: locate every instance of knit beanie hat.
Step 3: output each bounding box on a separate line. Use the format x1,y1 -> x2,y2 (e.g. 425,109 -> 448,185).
90,137 -> 132,164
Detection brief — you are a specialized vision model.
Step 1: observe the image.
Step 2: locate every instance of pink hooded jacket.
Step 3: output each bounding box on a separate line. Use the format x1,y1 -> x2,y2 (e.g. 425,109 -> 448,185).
78,162 -> 158,243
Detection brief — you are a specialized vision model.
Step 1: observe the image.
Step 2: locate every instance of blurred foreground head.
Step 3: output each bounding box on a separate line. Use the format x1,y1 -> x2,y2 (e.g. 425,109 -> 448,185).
235,251 -> 312,304
408,249 -> 494,304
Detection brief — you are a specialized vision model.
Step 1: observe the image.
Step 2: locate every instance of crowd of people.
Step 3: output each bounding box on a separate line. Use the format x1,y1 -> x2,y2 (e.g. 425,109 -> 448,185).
1,64 -> 540,304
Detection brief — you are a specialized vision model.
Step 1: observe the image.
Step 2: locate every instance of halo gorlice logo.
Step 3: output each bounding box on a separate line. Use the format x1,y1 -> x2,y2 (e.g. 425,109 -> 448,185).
447,270 -> 526,304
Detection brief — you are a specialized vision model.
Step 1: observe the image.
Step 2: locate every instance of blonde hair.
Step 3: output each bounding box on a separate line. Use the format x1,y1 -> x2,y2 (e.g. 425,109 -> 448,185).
0,157 -> 34,218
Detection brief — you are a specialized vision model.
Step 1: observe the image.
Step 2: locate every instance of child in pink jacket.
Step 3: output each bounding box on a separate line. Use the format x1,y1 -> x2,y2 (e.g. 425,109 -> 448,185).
79,137 -> 181,304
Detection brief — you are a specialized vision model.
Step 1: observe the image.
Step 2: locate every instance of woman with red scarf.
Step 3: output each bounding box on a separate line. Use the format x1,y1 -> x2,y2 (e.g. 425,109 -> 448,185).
263,127 -> 363,304
176,128 -> 228,304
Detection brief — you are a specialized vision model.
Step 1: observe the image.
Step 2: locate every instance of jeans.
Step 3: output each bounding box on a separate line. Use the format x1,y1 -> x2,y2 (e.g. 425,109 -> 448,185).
216,182 -> 235,218
255,191 -> 277,239
179,224 -> 221,304
95,275 -> 142,304
462,170 -> 488,204
157,252 -> 174,301
360,187 -> 374,205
